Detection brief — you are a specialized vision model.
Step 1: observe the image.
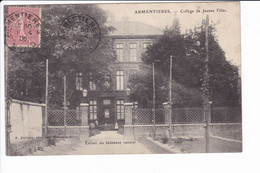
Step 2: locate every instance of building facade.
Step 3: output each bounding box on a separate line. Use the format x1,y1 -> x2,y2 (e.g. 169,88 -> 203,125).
75,20 -> 162,130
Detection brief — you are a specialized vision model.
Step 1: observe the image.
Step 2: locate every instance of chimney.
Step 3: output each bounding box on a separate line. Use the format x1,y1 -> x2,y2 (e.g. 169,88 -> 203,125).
172,14 -> 180,28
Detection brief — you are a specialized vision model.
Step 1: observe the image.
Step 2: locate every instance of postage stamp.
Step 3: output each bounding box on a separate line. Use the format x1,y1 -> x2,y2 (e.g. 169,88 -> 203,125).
58,14 -> 101,55
6,7 -> 41,48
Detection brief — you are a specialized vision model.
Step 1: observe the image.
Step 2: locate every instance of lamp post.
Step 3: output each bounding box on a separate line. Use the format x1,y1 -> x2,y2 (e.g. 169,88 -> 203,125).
45,58 -> 48,137
168,55 -> 173,143
63,75 -> 67,137
203,15 -> 211,153
152,60 -> 161,139
152,62 -> 156,138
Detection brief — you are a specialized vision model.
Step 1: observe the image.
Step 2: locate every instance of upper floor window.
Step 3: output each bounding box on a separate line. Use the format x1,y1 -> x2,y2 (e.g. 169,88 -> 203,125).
129,43 -> 137,61
89,72 -> 96,91
116,43 -> 123,61
76,72 -> 83,91
89,81 -> 96,91
104,75 -> 111,90
116,70 -> 124,90
143,42 -> 151,50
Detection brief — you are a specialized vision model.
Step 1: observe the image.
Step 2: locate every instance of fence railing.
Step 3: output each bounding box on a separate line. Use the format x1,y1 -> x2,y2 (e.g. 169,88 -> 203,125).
133,108 -> 165,125
172,107 -> 203,124
48,109 -> 81,126
133,107 -> 241,125
211,107 -> 242,123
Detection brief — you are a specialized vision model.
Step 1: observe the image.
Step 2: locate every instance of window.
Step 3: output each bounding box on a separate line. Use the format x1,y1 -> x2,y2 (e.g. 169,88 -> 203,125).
116,43 -> 123,61
76,72 -> 83,90
143,42 -> 151,50
103,99 -> 110,105
116,100 -> 125,119
89,73 -> 96,91
116,70 -> 124,90
104,75 -> 111,90
89,100 -> 97,120
89,81 -> 96,90
129,43 -> 137,61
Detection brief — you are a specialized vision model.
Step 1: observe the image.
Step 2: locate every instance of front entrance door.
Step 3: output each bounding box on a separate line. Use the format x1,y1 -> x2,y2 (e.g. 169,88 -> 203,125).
99,99 -> 115,131
104,108 -> 110,121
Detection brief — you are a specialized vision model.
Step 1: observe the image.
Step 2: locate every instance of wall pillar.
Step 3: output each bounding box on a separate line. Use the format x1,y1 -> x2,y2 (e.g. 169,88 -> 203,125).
163,102 -> 171,125
123,102 -> 134,139
163,102 -> 172,138
124,103 -> 133,125
80,103 -> 89,141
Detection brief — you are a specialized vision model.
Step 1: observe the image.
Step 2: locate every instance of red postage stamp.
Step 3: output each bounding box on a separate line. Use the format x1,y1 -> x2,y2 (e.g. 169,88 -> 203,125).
6,7 -> 41,48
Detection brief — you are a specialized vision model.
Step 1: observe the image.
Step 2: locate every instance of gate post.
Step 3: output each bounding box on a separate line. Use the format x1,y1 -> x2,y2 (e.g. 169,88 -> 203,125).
163,102 -> 172,140
123,102 -> 134,139
80,103 -> 89,141
163,102 -> 171,125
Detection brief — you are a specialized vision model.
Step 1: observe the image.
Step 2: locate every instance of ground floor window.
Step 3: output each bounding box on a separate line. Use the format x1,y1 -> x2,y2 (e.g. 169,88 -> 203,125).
116,100 -> 125,119
89,100 -> 97,120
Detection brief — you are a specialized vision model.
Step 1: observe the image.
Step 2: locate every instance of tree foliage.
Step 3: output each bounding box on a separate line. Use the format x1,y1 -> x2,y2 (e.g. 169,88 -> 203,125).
128,20 -> 240,108
6,4 -> 116,106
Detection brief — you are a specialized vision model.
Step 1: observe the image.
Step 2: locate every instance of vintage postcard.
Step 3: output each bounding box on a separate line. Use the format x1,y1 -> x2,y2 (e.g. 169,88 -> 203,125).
3,1 -> 241,156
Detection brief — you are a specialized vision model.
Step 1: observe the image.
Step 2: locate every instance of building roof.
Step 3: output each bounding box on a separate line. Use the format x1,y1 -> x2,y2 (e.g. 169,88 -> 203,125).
109,20 -> 163,37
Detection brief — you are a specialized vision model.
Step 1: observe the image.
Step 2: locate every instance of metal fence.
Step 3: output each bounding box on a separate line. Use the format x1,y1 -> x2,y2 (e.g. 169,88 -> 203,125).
48,109 -> 81,126
211,107 -> 242,123
133,106 -> 241,125
133,108 -> 165,125
172,107 -> 203,124
133,108 -> 152,125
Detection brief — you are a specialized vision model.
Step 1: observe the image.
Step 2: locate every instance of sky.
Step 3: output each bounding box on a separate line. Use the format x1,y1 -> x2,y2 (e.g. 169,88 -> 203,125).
99,2 -> 241,68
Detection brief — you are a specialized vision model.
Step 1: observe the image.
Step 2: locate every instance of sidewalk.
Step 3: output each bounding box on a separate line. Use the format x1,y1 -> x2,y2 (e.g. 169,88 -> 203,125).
167,136 -> 242,153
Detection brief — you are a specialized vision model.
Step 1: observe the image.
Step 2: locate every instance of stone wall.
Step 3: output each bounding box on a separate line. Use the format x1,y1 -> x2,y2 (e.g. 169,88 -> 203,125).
47,126 -> 89,138
9,99 -> 45,143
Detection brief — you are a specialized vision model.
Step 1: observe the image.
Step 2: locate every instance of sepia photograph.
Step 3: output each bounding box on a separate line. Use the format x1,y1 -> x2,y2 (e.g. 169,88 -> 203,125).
3,2 -> 241,156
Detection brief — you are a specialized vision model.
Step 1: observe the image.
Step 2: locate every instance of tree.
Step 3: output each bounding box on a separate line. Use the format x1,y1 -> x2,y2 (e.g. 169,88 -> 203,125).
6,4 -> 116,106
128,65 -> 169,108
128,19 -> 240,108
